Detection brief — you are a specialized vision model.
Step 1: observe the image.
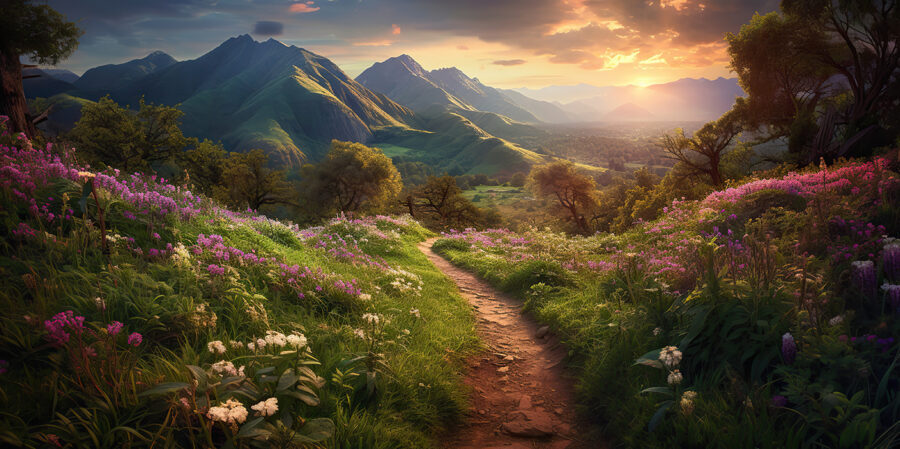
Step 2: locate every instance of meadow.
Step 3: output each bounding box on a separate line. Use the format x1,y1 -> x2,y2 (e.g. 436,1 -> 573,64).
0,119 -> 480,448
434,157 -> 900,447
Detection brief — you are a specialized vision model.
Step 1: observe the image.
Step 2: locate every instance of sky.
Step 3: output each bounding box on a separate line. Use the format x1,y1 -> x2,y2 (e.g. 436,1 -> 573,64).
41,0 -> 780,88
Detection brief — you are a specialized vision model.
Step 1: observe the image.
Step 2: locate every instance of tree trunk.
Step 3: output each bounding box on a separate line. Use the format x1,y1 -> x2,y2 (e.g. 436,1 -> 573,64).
0,47 -> 35,136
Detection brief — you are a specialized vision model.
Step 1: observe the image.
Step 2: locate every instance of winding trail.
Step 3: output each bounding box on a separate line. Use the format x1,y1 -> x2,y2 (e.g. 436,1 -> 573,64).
419,238 -> 599,449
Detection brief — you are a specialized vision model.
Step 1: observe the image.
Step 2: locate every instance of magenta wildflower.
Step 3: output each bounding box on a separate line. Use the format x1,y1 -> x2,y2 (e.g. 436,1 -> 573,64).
107,321 -> 124,335
127,332 -> 142,346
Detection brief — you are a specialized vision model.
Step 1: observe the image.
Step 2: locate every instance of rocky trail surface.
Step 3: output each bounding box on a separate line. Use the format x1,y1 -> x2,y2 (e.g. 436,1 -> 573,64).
419,238 -> 601,449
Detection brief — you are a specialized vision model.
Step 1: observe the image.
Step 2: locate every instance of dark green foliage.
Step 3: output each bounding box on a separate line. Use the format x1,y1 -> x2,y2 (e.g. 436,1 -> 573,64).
502,260 -> 572,295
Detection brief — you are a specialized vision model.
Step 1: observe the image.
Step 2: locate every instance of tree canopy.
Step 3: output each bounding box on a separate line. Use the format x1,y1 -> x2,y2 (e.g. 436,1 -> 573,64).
0,0 -> 81,135
528,161 -> 598,234
301,141 -> 403,214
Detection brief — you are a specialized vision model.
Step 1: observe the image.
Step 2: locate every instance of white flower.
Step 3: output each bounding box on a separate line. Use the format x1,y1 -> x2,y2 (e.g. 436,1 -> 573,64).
359,293 -> 372,301
251,397 -> 279,417
247,342 -> 256,351
828,315 -> 844,326
264,331 -> 287,347
256,338 -> 267,349
94,297 -> 106,310
229,340 -> 244,349
680,390 -> 697,415
207,340 -> 226,354
207,398 -> 248,424
652,327 -> 661,336
667,369 -> 683,386
210,360 -> 245,377
362,313 -> 381,325
659,346 -> 682,368
882,282 -> 900,292
409,308 -> 421,319
354,328 -> 365,339
851,260 -> 874,269
286,333 -> 307,348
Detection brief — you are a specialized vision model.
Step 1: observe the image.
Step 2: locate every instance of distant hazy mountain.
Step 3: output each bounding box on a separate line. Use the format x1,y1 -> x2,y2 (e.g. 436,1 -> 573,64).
74,51 -> 177,93
357,55 -> 543,123
515,78 -> 744,122
603,103 -> 655,122
33,68 -> 79,83
23,68 -> 75,98
496,89 -> 575,123
31,36 -> 559,175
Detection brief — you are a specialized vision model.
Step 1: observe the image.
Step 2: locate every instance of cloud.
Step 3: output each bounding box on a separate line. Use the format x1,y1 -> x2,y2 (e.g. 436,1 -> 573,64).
252,21 -> 284,36
392,24 -> 402,35
353,40 -> 394,47
289,1 -> 320,13
493,59 -> 527,66
457,45 -> 469,50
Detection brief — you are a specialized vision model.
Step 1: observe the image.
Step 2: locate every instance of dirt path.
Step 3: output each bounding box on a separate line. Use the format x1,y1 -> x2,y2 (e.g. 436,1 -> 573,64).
419,238 -> 598,449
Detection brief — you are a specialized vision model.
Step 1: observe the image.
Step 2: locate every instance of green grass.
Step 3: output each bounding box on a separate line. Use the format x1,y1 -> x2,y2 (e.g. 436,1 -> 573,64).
0,163 -> 480,447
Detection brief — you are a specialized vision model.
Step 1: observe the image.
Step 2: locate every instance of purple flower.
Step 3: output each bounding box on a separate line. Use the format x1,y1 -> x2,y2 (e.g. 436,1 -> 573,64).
782,332 -> 797,365
127,332 -> 142,347
884,244 -> 900,282
107,321 -> 123,335
851,261 -> 877,299
771,395 -> 787,408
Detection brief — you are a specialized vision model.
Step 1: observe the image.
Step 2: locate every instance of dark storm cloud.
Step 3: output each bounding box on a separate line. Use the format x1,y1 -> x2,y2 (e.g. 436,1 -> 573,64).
253,21 -> 284,36
493,59 -> 527,66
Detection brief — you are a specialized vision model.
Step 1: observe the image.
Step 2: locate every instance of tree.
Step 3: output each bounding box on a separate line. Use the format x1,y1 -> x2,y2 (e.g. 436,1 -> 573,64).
408,175 -> 482,228
726,12 -> 831,147
0,0 -> 81,135
528,161 -> 598,234
70,96 -> 188,172
301,141 -> 402,214
213,149 -> 293,211
726,1 -> 900,163
179,138 -> 228,195
660,109 -> 742,188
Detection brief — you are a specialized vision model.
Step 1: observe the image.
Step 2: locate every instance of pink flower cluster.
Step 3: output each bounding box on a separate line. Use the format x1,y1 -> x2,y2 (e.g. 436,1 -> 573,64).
44,310 -> 86,345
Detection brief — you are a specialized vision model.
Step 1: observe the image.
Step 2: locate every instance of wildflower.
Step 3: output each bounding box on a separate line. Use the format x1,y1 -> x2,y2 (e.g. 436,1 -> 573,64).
207,398 -> 248,425
652,327 -> 661,336
667,369 -> 683,386
883,283 -> 900,312
359,293 -> 372,301
229,340 -> 244,349
251,397 -> 279,416
127,332 -> 142,347
107,321 -> 124,335
680,390 -> 697,415
362,313 -> 381,325
851,260 -> 877,299
94,297 -> 106,311
782,333 -> 797,365
771,395 -> 788,408
354,328 -> 365,339
658,346 -> 682,368
884,243 -> 900,282
264,331 -> 287,347
828,315 -> 844,326
256,338 -> 266,349
247,342 -> 256,351
207,340 -> 227,354
210,360 -> 245,377
286,333 -> 307,348
410,308 -> 421,319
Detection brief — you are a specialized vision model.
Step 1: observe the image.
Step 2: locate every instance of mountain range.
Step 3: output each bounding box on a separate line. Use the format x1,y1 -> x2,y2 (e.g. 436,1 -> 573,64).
23,35 -> 742,175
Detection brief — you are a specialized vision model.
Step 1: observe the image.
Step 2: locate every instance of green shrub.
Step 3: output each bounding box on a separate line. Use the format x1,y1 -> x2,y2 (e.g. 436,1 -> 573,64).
502,260 -> 572,295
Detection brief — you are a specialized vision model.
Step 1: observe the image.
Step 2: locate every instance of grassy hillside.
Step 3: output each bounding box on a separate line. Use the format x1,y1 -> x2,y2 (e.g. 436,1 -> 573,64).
0,121 -> 480,448
434,157 -> 900,447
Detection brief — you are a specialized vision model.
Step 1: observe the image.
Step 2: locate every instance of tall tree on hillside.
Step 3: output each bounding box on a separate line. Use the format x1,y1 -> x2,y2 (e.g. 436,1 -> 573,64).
0,0 -> 81,135
409,175 -> 482,228
301,141 -> 402,214
70,96 -> 188,172
660,109 -> 743,188
528,161 -> 598,234
214,149 -> 293,211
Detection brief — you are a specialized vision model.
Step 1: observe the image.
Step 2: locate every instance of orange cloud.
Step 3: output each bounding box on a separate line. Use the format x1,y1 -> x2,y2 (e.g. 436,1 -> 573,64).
353,40 -> 394,47
392,24 -> 402,35
289,1 -> 320,13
